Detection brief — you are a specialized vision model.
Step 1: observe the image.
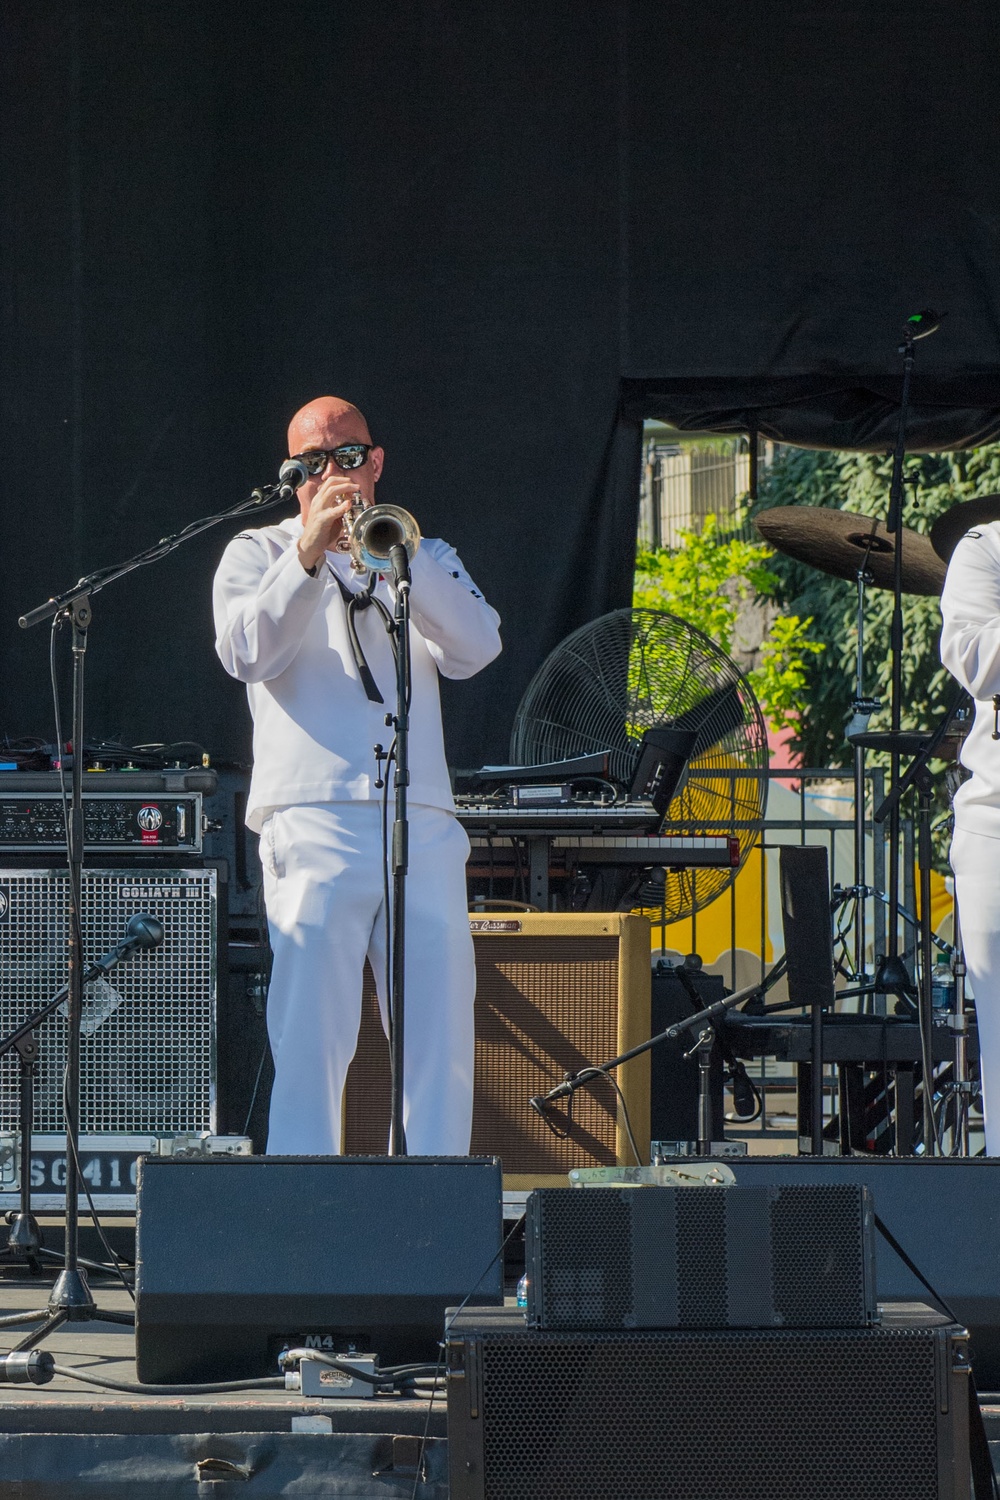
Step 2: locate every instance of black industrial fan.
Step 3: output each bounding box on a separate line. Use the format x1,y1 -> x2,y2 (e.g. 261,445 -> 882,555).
510,608 -> 769,920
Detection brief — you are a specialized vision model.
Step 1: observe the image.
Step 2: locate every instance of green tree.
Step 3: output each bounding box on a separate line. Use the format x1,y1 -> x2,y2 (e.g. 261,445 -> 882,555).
751,444 -> 1000,766
634,514 -> 824,731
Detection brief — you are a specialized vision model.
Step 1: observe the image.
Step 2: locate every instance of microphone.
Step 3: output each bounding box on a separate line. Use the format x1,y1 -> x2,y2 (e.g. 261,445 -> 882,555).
92,912 -> 165,972
529,1082 -> 572,1115
123,912 -> 165,951
278,456 -> 310,500
903,309 -> 942,341
389,542 -> 411,588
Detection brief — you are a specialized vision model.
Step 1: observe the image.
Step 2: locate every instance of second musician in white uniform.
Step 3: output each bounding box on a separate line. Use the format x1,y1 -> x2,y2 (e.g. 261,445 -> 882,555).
940,518 -> 1000,1155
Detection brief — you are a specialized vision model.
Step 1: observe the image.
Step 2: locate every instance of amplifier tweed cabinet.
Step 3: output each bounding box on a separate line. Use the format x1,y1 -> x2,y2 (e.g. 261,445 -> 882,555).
343,913 -> 651,1185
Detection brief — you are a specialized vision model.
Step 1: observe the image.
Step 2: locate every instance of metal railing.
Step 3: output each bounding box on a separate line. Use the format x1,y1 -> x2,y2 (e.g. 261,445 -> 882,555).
638,439 -> 758,550
649,765 -> 941,1144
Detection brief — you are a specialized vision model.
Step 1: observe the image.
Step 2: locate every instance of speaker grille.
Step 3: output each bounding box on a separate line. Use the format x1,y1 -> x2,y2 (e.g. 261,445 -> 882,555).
0,868 -> 216,1133
343,924 -> 648,1173
537,1191 -> 633,1327
770,1184 -> 867,1325
471,937 -> 620,1172
469,1326 -> 944,1500
677,1189 -> 728,1325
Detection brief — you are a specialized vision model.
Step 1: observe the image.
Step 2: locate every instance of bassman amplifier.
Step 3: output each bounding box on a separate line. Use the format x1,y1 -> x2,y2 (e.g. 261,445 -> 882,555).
343,913 -> 651,1184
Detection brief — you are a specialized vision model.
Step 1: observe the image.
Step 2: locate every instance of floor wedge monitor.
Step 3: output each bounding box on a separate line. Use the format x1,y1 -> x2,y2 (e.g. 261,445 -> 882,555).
134,1155 -> 503,1383
343,913 -> 652,1185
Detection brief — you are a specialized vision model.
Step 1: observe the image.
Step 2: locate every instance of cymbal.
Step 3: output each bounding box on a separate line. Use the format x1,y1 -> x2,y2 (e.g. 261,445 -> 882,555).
754,507 -> 947,595
930,495 -> 1000,563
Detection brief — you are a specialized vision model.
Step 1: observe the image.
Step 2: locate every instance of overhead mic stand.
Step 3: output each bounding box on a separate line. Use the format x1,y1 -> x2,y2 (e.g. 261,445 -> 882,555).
15,476 -> 292,1349
883,312 -> 941,991
530,968 -> 777,1159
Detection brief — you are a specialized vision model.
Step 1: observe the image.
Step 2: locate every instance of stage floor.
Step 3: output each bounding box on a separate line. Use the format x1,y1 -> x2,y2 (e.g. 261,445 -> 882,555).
0,1277 -> 995,1497
0,1279 -> 448,1497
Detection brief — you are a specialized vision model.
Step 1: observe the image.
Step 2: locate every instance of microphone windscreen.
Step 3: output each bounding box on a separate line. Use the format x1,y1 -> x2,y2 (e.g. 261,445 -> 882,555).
126,912 -> 165,949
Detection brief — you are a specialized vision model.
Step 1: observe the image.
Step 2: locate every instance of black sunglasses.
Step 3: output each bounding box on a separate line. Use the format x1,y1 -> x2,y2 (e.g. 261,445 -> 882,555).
296,444 -> 373,474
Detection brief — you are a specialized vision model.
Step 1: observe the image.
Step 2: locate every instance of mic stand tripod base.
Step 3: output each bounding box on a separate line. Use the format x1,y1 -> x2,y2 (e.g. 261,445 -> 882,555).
0,1212 -> 43,1276
8,1268 -> 134,1353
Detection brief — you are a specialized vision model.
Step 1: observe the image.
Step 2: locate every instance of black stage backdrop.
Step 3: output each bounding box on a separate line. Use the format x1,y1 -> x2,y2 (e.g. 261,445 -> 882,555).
3,1 -> 1000,770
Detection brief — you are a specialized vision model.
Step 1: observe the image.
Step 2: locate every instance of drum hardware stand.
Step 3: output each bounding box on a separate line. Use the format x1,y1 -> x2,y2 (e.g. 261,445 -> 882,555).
13,474 -> 291,1347
938,901 -> 973,1155
839,562 -> 881,988
873,683 -> 968,1156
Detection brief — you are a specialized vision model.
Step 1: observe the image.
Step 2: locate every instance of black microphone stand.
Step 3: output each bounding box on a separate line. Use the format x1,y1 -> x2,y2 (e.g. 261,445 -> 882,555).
387,543 -> 412,1156
0,924 -> 163,1290
14,479 -> 291,1348
882,312 -> 940,999
530,974 -> 769,1159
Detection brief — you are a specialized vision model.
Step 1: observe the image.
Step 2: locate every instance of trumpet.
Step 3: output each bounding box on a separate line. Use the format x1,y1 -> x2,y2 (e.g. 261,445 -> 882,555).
339,497 -> 421,575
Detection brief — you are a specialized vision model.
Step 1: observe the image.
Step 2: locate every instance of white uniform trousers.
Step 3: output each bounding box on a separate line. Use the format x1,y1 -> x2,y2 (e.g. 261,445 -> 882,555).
950,825 -> 1000,1154
260,801 -> 475,1155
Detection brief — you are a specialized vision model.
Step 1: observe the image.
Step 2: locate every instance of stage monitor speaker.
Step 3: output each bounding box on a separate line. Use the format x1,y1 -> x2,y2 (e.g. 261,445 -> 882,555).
446,1306 -> 970,1500
134,1154 -> 503,1384
699,1155 -> 1000,1392
525,1183 -> 878,1330
649,962 -> 725,1142
0,865 -> 218,1134
779,844 -> 836,1012
342,914 -> 651,1185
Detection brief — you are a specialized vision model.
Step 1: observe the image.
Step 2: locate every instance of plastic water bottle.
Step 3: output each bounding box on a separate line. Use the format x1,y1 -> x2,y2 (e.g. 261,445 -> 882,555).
931,959 -> 955,1012
516,1273 -> 529,1309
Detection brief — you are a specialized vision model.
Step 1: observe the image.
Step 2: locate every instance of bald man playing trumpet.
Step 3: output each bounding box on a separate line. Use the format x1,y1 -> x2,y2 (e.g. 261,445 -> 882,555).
213,396 -> 501,1154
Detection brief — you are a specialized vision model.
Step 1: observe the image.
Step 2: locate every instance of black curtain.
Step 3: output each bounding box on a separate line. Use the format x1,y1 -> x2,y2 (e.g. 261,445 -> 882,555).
3,1 -> 999,770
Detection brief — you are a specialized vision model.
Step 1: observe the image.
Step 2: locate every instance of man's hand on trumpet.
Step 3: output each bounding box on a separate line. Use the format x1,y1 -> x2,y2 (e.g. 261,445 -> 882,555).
297,476 -> 362,573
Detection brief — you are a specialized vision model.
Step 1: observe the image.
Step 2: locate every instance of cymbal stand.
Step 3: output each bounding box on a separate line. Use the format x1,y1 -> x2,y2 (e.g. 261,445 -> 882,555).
883,314 -> 939,986
842,564 -> 880,988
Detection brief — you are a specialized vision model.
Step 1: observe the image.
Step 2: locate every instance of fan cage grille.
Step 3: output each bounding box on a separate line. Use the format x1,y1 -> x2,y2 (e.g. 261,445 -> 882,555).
512,609 -> 769,920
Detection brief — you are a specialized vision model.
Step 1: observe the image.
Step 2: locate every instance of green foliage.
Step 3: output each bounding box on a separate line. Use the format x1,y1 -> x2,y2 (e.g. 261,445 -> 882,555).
752,444 -> 1000,766
634,515 -> 824,731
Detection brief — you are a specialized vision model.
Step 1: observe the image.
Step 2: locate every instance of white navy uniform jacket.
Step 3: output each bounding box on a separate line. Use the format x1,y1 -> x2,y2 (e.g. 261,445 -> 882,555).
213,515 -> 502,833
940,519 -> 1000,840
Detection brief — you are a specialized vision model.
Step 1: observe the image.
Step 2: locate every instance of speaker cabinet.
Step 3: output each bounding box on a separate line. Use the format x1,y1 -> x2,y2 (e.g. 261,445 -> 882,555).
699,1154 -> 1000,1392
344,914 -> 651,1185
134,1154 -> 503,1383
447,1306 -> 970,1500
525,1183 -> 878,1330
0,866 -> 218,1134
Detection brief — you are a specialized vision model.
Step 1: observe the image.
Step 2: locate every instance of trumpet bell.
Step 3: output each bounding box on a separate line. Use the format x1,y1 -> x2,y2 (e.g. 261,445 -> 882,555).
349,504 -> 421,574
